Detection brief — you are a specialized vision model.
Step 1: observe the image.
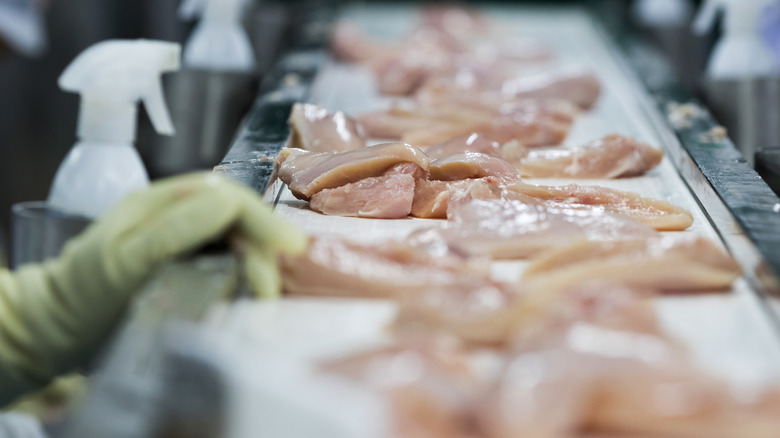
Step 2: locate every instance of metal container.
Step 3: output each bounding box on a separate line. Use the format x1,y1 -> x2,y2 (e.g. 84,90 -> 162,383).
140,69 -> 258,178
11,201 -> 91,268
704,78 -> 780,166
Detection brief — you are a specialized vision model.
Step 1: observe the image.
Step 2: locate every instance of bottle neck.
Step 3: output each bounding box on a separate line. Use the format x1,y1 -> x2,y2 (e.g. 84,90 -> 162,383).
77,98 -> 137,144
723,3 -> 766,36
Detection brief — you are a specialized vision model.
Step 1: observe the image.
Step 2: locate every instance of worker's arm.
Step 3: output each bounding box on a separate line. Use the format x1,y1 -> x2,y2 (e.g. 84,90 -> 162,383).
0,173 -> 306,406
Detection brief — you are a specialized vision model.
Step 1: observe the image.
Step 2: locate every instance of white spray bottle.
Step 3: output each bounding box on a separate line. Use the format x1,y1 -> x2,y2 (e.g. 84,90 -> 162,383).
179,0 -> 255,72
694,0 -> 779,79
48,39 -> 181,218
633,0 -> 693,27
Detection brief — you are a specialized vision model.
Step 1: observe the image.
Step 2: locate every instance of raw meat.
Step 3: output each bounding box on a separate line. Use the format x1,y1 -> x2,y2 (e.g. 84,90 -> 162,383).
408,199 -> 659,259
429,152 -> 522,181
479,324 -> 780,438
276,142 -> 429,199
309,173 -> 415,219
522,236 -> 742,292
403,114 -> 569,148
424,134 -> 528,165
500,183 -> 694,231
394,277 -> 527,345
358,105 -> 570,147
322,341 -> 481,438
502,65 -> 602,109
411,177 -> 504,219
518,134 -> 664,178
287,103 -> 366,153
411,177 -> 693,230
358,106 -> 490,140
398,282 -> 658,351
281,236 -> 489,299
415,80 -> 580,124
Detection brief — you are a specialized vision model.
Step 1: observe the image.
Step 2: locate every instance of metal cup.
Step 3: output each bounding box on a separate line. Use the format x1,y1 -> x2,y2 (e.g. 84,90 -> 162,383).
139,69 -> 258,179
705,78 -> 780,167
11,201 -> 91,268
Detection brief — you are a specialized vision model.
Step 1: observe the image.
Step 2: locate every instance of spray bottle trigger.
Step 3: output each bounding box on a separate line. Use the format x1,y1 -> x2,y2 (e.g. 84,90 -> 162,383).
694,0 -> 722,35
144,78 -> 176,136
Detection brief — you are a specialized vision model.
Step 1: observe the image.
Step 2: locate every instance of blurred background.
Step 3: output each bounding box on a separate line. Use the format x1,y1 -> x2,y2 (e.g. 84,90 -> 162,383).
2,0 -> 777,257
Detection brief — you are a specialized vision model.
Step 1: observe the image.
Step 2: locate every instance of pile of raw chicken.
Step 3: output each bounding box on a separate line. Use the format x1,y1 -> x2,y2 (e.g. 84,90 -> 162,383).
273,6 -> 780,438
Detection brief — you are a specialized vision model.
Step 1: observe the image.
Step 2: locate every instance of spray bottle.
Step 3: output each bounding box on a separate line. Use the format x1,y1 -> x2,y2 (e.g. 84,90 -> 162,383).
694,0 -> 780,167
633,0 -> 693,27
47,39 -> 181,218
694,0 -> 779,79
179,0 -> 255,72
145,0 -> 256,177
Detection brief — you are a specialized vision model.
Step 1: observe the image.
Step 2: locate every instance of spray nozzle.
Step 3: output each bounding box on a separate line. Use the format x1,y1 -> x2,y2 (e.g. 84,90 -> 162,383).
693,0 -> 721,35
58,39 -> 181,142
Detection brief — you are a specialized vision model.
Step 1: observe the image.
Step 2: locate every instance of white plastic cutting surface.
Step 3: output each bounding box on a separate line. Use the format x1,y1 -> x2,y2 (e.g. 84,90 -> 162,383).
216,5 -> 780,388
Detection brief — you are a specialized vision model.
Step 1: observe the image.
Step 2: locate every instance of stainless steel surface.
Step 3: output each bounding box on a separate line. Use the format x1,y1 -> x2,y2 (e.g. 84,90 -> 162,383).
704,78 -> 780,166
11,201 -> 90,268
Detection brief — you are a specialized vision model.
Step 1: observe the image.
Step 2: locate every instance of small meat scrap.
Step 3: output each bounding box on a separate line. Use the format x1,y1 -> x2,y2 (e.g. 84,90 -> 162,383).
281,236 -> 489,299
518,134 -> 664,179
501,183 -> 694,231
501,65 -> 602,109
429,152 -> 522,181
522,236 -> 742,293
309,174 -> 415,219
276,142 -> 429,200
408,199 -> 658,259
287,103 -> 366,153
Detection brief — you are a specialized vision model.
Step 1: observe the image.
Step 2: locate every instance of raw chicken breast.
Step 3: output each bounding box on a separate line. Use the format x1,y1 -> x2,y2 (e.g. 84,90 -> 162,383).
396,276 -> 660,347
425,134 -> 528,165
309,173 -> 415,219
519,134 -> 664,178
480,319 -> 780,438
287,103 -> 366,153
402,112 -> 570,148
415,81 -> 580,124
359,105 -> 570,147
395,277 -> 527,345
501,183 -> 694,231
281,236 -> 489,298
322,342 -> 481,438
358,106 -> 490,140
411,177 -> 504,219
502,65 -> 602,109
276,142 -> 429,199
522,236 -> 741,292
408,199 -> 659,259
429,152 -> 522,181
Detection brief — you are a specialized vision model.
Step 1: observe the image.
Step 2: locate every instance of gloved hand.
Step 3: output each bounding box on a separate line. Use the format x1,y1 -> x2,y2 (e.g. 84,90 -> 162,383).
0,172 -> 306,406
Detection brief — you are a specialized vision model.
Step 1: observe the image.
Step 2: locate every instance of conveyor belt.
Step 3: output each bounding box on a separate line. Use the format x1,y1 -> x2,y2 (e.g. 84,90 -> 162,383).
216,4 -> 780,386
